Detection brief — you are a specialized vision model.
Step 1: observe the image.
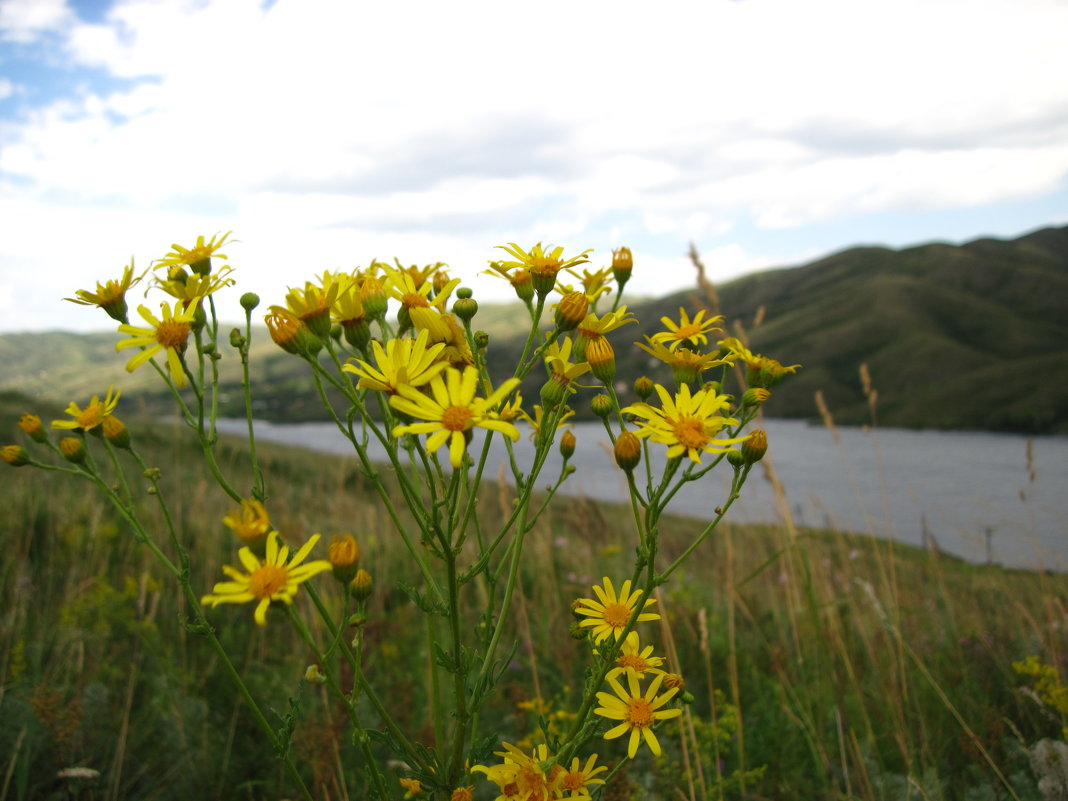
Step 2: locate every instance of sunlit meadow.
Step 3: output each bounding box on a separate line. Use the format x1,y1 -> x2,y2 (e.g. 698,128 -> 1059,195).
1,234 -> 1066,801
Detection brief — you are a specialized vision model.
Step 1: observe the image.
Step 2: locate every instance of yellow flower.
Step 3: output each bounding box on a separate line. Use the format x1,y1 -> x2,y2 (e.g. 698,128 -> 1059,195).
385,266 -> 457,313
575,577 -> 659,644
17,413 -> 47,442
595,671 -> 682,758
64,258 -> 145,323
576,306 -> 637,340
607,631 -> 665,681
115,300 -> 200,387
201,531 -> 332,626
650,307 -> 723,351
496,243 -> 592,295
566,265 -> 615,300
222,498 -> 271,543
342,329 -> 448,394
545,337 -> 591,382
390,367 -> 520,468
472,743 -> 565,801
623,383 -> 747,464
51,386 -> 121,432
560,754 -> 607,799
284,279 -> 341,338
155,264 -> 235,305
399,777 -> 423,797
156,231 -> 232,273
518,404 -> 575,441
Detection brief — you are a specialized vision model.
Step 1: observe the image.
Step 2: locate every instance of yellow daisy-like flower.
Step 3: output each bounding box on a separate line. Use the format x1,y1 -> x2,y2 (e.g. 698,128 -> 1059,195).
156,231 -> 232,273
576,306 -> 637,340
285,279 -> 341,338
201,531 -> 332,626
385,266 -> 458,313
390,367 -> 521,468
575,577 -> 659,644
222,498 -> 271,543
64,258 -> 145,323
545,337 -> 591,382
650,307 -> 723,351
622,383 -> 747,464
342,329 -> 448,394
566,265 -> 615,300
115,299 -> 200,387
155,264 -> 235,305
398,777 -> 423,797
518,404 -> 575,441
51,386 -> 121,432
607,631 -> 666,681
635,338 -> 730,371
559,754 -> 607,799
595,671 -> 682,758
473,743 -> 565,801
497,243 -> 592,295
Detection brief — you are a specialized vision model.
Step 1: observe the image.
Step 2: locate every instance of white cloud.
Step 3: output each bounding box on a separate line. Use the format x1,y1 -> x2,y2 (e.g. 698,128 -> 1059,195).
1,0 -> 1067,331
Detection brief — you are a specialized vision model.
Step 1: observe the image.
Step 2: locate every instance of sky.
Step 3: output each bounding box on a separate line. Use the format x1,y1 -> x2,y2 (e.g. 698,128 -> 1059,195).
1,0 -> 1066,333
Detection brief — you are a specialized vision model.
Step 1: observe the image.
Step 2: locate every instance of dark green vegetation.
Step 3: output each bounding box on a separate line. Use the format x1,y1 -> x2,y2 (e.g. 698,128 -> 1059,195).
1,391 -> 1066,800
3,225 -> 1066,432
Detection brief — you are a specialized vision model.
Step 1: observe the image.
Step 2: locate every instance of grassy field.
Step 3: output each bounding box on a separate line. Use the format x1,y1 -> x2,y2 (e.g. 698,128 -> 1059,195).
1,392 -> 1066,800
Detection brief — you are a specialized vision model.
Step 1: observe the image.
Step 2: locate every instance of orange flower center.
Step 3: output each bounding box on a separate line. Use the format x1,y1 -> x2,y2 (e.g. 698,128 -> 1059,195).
617,653 -> 650,672
562,771 -> 586,791
441,405 -> 473,432
156,319 -> 191,349
602,601 -> 631,628
402,291 -> 429,309
249,565 -> 288,599
76,404 -> 105,429
672,416 -> 708,450
626,696 -> 654,728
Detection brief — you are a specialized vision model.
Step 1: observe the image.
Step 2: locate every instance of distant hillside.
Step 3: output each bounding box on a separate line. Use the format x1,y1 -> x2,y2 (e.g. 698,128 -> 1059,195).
3,225 -> 1066,433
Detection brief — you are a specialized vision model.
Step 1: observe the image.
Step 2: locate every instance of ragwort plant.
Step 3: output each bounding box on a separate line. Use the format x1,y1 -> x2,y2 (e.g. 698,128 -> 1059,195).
3,234 -> 797,800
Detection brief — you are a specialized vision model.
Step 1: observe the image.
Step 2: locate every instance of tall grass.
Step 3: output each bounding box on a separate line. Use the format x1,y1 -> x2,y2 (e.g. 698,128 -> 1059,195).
1,391 -> 1066,799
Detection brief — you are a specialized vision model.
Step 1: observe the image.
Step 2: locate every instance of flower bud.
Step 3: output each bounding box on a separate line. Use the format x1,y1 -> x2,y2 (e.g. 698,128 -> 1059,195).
612,247 -> 633,288
633,376 -> 654,400
727,449 -> 745,468
328,534 -> 360,584
554,291 -> 589,332
662,673 -> 685,691
511,270 -> 535,303
452,297 -> 478,323
741,387 -> 771,408
559,429 -> 576,460
360,275 -> 389,321
568,620 -> 588,641
742,429 -> 768,464
586,336 -> 616,383
352,568 -> 373,601
59,436 -> 86,464
101,415 -> 131,449
265,308 -> 322,358
614,431 -> 641,472
342,318 -> 372,350
304,664 -> 327,684
1,445 -> 29,466
540,376 -> 569,409
590,394 -> 614,419
451,787 -> 474,801
17,413 -> 48,443
474,330 -> 490,352
456,287 -> 473,299
240,292 -> 260,312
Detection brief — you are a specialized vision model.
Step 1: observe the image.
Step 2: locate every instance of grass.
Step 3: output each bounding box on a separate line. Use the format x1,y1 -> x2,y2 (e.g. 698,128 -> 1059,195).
1,390 -> 1066,800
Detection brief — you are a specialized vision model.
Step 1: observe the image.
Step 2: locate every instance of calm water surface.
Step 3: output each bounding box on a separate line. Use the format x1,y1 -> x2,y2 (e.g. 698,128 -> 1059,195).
215,418 -> 1068,571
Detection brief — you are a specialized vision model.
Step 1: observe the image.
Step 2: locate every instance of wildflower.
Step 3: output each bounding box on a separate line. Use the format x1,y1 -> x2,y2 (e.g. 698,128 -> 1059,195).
496,243 -> 592,297
575,577 -> 659,644
636,338 -> 730,386
59,436 -> 86,463
585,336 -> 615,383
222,499 -> 271,543
201,531 -> 332,626
560,754 -> 608,799
342,329 -> 448,394
156,265 -> 235,307
576,306 -> 636,341
100,415 -> 131,449
567,265 -> 615,301
742,429 -> 768,464
560,429 -> 576,459
623,383 -> 747,464
554,291 -> 590,331
156,231 -> 232,275
359,273 -> 389,320
284,280 -> 340,339
51,386 -> 121,432
352,568 -> 373,601
18,413 -> 48,443
2,445 -> 29,466
64,258 -> 146,323
611,246 -> 633,288
519,404 -> 575,441
607,631 -> 666,680
450,787 -> 474,801
472,743 -> 564,800
741,387 -> 771,408
747,354 -> 801,389
399,777 -> 423,797
390,366 -> 520,468
541,337 -> 591,407
613,431 -> 641,472
385,266 -> 457,328
328,534 -> 360,584
651,307 -> 723,351
264,306 -> 321,357
115,300 -> 200,387
484,260 -> 535,303
595,671 -> 682,758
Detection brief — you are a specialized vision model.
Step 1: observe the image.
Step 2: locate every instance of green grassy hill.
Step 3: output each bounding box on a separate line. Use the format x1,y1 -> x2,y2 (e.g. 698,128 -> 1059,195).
3,225 -> 1066,432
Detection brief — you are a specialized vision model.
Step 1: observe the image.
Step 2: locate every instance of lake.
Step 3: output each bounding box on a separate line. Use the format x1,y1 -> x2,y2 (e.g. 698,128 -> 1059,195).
214,418 -> 1068,571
